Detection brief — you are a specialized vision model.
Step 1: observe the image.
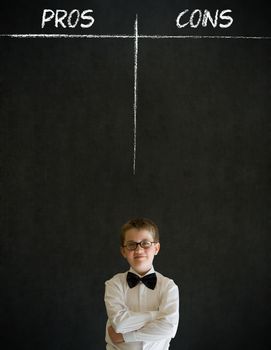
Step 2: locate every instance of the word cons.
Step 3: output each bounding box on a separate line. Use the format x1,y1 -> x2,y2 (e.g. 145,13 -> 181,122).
176,9 -> 233,29
41,9 -> 95,28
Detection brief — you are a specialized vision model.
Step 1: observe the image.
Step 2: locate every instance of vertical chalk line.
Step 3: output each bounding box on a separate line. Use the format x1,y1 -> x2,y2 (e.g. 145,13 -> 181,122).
133,15 -> 138,175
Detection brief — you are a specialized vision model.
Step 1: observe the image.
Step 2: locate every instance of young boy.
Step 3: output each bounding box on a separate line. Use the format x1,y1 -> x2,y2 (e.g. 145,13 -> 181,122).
104,218 -> 179,349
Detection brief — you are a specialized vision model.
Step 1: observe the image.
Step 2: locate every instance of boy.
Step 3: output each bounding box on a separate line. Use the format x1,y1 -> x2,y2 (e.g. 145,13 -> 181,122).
104,218 -> 179,349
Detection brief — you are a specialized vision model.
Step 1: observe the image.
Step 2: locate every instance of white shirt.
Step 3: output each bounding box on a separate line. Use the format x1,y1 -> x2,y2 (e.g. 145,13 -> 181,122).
104,266 -> 179,350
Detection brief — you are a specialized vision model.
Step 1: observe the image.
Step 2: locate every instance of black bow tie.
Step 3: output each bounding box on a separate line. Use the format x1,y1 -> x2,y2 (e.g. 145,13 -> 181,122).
127,272 -> 157,290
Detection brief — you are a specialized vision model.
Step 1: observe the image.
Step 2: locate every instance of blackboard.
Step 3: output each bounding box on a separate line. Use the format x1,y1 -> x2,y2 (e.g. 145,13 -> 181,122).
1,1 -> 270,349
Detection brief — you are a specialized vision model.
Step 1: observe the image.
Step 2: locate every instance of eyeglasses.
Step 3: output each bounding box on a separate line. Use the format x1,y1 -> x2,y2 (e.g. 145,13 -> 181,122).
123,240 -> 157,251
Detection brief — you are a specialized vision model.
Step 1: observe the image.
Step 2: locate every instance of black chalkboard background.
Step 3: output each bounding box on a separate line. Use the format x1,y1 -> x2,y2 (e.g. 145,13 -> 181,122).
1,1 -> 270,349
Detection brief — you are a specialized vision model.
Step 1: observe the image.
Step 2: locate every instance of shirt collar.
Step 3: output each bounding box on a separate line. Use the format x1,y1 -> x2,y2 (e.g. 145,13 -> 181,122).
129,266 -> 155,277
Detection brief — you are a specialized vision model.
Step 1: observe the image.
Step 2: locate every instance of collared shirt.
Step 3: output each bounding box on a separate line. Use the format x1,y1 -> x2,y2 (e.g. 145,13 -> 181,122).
104,266 -> 179,350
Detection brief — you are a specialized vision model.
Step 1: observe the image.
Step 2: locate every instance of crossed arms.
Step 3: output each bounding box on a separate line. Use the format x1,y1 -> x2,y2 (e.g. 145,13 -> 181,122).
104,276 -> 179,344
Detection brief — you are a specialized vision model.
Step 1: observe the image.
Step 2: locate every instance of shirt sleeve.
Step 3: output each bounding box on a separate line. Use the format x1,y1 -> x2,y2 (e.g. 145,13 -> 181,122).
104,277 -> 158,334
122,280 -> 179,343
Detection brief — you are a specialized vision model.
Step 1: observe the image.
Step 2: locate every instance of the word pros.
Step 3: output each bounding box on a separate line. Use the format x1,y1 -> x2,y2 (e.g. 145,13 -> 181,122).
41,9 -> 95,28
176,9 -> 233,29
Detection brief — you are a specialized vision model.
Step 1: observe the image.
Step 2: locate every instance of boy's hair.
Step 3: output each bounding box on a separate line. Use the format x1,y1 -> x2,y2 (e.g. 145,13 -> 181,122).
120,218 -> 159,246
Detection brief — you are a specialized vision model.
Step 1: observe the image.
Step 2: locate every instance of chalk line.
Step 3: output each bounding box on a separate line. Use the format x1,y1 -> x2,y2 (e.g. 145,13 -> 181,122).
133,15 -> 138,175
0,34 -> 134,39
139,34 -> 271,40
0,34 -> 271,40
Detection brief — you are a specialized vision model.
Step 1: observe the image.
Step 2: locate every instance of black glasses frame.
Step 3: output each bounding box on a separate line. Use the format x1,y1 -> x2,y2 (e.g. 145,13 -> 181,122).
123,240 -> 157,251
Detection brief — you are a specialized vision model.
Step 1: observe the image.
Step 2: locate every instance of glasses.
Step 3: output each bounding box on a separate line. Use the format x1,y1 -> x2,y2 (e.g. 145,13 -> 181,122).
123,240 -> 157,251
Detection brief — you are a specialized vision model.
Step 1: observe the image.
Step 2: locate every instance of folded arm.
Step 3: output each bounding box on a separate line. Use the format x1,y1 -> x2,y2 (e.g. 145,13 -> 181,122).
105,277 -> 158,334
123,281 -> 179,343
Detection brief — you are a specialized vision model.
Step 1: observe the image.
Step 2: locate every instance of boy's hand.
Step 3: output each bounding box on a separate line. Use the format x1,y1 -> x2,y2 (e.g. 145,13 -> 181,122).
108,325 -> 124,344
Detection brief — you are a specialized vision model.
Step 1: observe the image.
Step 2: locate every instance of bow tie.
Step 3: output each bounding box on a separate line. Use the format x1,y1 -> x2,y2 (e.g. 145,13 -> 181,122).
127,272 -> 157,290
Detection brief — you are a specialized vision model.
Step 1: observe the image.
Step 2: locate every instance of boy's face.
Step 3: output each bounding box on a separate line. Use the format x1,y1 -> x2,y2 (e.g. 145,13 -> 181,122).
121,228 -> 160,276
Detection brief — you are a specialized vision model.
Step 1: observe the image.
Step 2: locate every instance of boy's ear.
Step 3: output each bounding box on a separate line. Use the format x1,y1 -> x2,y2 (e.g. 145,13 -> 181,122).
120,246 -> 126,258
155,242 -> 160,255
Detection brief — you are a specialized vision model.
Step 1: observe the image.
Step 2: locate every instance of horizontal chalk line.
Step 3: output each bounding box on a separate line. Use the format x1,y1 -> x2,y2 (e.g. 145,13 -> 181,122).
0,34 -> 134,39
140,35 -> 271,40
0,34 -> 271,40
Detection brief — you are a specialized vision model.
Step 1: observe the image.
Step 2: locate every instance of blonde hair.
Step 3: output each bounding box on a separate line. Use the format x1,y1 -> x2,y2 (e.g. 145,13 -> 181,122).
120,218 -> 159,246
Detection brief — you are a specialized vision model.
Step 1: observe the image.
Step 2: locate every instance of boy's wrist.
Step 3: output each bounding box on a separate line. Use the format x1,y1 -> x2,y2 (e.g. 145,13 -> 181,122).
108,326 -> 124,344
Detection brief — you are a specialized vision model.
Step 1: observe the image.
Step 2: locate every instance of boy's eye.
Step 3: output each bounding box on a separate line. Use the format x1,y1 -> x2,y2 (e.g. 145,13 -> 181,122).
140,240 -> 152,248
126,242 -> 137,250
